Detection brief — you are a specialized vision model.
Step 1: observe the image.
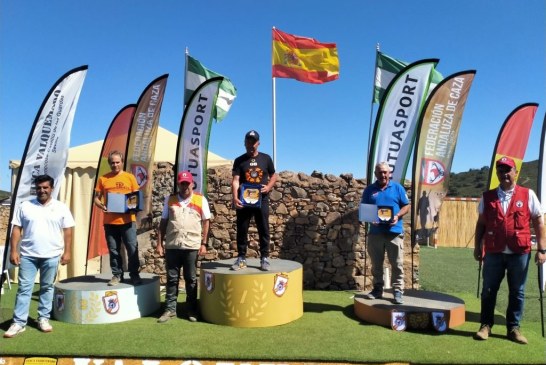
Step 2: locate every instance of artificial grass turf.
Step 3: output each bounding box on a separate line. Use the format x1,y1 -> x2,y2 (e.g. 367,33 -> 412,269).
1,247 -> 544,364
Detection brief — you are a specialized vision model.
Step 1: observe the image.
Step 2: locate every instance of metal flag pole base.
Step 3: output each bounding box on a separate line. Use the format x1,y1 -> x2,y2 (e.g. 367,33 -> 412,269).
538,263 -> 544,337
476,261 -> 482,299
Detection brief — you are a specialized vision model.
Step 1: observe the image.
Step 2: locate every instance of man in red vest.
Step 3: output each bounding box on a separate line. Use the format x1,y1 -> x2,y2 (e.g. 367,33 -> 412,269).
474,156 -> 546,344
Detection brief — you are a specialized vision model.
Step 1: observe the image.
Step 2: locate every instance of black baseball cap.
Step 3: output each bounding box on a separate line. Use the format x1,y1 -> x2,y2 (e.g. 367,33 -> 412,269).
245,130 -> 260,141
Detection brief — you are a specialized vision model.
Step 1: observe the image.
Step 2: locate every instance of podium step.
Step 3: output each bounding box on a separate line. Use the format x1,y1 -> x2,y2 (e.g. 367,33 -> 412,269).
199,258 -> 303,327
53,273 -> 160,324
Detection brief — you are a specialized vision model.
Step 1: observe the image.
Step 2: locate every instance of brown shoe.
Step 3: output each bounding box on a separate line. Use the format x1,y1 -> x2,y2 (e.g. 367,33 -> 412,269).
507,327 -> 528,344
157,310 -> 176,323
108,276 -> 121,286
474,324 -> 491,340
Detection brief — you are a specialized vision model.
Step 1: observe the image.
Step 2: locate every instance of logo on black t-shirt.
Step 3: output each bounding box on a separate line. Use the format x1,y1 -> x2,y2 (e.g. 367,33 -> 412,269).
246,167 -> 264,184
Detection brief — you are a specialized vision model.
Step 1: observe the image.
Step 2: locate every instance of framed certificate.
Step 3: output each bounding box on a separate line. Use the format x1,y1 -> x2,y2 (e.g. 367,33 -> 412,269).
359,204 -> 378,223
107,191 -> 143,213
240,183 -> 262,208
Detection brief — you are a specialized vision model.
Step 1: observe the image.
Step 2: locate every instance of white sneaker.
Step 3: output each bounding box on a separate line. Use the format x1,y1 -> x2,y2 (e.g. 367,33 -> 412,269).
38,318 -> 53,333
4,323 -> 26,338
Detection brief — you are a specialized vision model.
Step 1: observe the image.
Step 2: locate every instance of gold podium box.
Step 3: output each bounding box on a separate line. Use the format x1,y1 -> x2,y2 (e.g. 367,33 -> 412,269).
199,258 -> 303,327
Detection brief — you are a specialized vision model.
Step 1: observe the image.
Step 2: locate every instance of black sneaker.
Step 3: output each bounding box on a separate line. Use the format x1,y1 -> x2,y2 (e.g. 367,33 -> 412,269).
130,275 -> 143,285
364,288 -> 383,300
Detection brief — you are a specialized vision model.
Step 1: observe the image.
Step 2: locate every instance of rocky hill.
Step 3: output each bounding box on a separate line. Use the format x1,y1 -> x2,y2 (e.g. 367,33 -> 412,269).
447,160 -> 539,197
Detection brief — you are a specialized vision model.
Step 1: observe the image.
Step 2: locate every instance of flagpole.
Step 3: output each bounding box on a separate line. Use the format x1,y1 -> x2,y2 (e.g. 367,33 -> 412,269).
367,44 -> 380,160
539,263 -> 545,337
184,47 -> 189,109
363,44 -> 380,293
272,27 -> 277,168
272,77 -> 277,168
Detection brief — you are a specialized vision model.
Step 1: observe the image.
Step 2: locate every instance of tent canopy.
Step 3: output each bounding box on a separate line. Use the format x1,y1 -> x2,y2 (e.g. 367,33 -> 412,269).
10,126 -> 232,171
7,126 -> 232,279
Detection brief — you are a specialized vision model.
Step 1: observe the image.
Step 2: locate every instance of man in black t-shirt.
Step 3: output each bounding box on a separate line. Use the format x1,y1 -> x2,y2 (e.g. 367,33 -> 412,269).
231,130 -> 278,271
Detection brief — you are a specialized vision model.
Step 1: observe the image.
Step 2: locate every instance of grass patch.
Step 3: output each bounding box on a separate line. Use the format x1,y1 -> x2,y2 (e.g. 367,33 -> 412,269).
420,246 -> 543,323
1,247 -> 545,364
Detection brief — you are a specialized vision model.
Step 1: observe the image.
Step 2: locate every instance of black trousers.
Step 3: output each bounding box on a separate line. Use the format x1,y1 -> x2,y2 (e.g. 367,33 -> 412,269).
164,249 -> 198,312
236,198 -> 270,258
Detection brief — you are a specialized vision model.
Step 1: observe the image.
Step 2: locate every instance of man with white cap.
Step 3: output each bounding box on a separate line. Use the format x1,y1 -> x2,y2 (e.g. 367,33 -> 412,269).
474,156 -> 546,344
156,171 -> 210,323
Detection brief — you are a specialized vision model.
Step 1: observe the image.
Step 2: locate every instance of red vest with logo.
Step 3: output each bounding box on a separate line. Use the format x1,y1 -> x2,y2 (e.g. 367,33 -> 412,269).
482,186 -> 532,254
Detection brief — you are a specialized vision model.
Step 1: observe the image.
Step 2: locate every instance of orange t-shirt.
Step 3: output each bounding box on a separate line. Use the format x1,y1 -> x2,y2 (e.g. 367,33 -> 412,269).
96,171 -> 140,225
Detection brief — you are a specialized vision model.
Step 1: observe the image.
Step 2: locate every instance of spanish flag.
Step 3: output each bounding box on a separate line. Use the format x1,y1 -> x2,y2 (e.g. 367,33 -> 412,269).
272,28 -> 339,84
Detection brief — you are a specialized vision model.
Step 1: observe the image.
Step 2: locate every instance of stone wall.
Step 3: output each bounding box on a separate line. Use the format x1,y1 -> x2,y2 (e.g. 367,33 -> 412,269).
0,163 -> 418,290
140,163 -> 418,291
0,204 -> 9,246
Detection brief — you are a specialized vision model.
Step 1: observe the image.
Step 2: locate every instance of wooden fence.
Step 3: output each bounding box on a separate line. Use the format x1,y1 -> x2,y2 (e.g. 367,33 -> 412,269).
435,198 -> 479,248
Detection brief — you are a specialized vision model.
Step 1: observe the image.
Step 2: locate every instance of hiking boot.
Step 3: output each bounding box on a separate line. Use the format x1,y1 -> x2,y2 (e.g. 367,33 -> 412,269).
157,310 -> 176,323
364,288 -> 383,300
393,290 -> 404,305
108,276 -> 121,286
37,318 -> 53,333
130,274 -> 143,286
474,324 -> 491,340
507,327 -> 528,344
260,257 -> 271,271
3,323 -> 25,338
231,257 -> 247,271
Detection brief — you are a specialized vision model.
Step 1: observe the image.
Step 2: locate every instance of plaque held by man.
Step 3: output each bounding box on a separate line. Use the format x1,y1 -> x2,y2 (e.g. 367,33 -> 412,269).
377,205 -> 394,224
240,183 -> 262,208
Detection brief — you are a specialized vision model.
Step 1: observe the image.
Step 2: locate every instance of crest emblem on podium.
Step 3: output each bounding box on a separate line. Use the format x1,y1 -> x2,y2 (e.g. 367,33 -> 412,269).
391,310 -> 407,331
273,273 -> 289,297
55,290 -> 65,312
204,272 -> 215,293
103,291 -> 120,314
432,311 -> 448,332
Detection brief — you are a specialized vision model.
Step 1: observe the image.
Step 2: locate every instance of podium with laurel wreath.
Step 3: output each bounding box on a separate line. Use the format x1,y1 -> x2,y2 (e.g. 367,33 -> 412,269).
199,258 -> 303,327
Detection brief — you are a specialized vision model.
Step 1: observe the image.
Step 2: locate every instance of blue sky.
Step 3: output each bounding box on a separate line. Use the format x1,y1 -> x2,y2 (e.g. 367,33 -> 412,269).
1,0 -> 544,192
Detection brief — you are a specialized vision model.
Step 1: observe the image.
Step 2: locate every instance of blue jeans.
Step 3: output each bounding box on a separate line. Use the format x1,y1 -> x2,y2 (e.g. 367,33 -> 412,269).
13,255 -> 60,326
480,252 -> 530,329
104,222 -> 140,278
164,249 -> 198,312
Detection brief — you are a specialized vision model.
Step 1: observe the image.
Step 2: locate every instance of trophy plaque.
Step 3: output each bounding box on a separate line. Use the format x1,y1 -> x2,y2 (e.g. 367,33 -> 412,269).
240,183 -> 262,208
377,205 -> 394,224
125,191 -> 142,212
